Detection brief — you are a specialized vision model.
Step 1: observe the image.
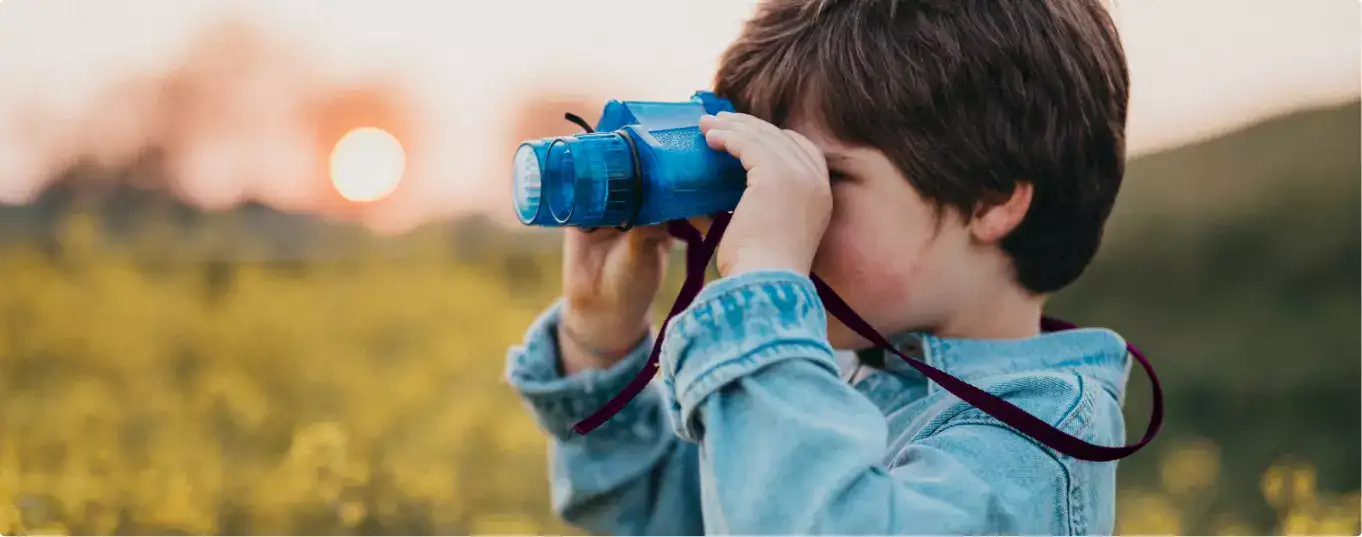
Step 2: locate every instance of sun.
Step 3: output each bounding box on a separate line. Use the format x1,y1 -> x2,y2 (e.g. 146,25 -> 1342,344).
329,127 -> 406,203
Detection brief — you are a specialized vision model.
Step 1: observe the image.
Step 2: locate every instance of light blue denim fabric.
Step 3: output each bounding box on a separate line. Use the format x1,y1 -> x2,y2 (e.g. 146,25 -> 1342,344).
505,269 -> 1132,535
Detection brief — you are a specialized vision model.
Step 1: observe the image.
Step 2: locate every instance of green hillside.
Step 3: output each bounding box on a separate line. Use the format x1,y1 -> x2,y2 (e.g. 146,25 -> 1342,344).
1109,99 -> 1360,245
1050,99 -> 1360,532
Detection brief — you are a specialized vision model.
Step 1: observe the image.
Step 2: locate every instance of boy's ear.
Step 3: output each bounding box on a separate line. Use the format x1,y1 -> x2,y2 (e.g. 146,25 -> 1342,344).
969,182 -> 1033,244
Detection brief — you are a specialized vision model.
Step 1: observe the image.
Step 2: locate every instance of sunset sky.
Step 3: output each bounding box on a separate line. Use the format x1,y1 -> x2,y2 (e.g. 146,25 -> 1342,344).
0,0 -> 1357,233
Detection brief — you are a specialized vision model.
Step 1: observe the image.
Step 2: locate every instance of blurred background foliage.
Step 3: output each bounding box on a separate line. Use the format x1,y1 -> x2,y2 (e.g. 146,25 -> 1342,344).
0,96 -> 1357,535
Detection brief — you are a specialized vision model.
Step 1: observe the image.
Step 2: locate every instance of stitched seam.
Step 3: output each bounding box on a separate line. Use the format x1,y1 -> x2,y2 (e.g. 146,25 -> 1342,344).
1066,384 -> 1098,535
1052,375 -> 1088,535
1054,374 -> 1087,434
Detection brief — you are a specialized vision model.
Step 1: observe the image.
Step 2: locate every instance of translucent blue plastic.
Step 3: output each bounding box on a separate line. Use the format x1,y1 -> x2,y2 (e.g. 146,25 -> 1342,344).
512,91 -> 746,228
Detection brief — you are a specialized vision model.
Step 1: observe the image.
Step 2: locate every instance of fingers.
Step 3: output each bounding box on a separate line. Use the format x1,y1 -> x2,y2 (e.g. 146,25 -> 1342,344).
704,127 -> 790,178
570,224 -> 669,240
569,226 -> 616,239
712,111 -> 788,140
700,112 -> 824,178
701,114 -> 801,167
626,229 -> 669,254
703,112 -> 805,164
734,114 -> 822,171
630,224 -> 672,246
702,118 -> 769,167
782,129 -> 827,170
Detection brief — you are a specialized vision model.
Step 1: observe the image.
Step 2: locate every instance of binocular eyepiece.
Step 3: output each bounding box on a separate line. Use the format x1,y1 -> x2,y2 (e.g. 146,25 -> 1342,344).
512,91 -> 747,230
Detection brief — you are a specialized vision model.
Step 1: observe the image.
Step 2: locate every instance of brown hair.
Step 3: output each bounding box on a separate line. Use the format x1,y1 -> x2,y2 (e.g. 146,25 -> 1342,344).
714,0 -> 1130,293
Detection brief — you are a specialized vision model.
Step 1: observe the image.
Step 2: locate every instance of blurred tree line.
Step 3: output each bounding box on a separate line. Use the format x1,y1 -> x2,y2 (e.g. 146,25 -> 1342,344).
0,100 -> 1356,535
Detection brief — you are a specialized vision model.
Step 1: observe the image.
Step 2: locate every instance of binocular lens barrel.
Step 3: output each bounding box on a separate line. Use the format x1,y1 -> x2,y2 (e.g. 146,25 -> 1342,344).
515,133 -> 639,228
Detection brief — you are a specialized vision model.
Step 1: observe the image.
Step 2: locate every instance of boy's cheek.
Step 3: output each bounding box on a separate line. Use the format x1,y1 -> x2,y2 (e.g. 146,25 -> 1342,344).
814,214 -> 951,333
816,248 -> 920,348
814,227 -> 914,312
811,182 -> 955,334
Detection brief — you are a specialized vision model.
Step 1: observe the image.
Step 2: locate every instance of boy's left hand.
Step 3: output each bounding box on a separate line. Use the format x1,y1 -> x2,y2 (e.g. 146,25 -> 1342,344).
699,111 -> 832,278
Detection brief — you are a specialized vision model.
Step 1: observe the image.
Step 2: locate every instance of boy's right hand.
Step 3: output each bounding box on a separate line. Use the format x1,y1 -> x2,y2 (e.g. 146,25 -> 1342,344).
558,225 -> 673,375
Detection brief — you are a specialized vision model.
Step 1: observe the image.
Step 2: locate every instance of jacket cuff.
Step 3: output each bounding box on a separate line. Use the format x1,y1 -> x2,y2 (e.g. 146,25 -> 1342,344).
659,270 -> 839,442
504,299 -> 663,443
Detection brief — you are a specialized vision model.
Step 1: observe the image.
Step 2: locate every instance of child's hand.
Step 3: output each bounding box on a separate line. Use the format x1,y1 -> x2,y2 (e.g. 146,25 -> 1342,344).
559,225 -> 672,375
699,111 -> 832,277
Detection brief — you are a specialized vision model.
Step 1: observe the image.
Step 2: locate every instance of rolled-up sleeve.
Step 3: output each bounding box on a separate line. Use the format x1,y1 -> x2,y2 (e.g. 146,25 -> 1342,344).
659,270 -> 843,441
506,298 -> 662,444
504,299 -> 704,535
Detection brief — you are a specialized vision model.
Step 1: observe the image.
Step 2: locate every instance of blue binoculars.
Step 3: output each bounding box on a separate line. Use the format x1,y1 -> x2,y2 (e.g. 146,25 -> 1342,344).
512,91 -> 746,229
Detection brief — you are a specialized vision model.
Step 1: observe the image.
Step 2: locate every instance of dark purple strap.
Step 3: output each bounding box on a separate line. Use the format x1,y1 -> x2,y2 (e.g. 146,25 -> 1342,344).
572,212 -> 1164,462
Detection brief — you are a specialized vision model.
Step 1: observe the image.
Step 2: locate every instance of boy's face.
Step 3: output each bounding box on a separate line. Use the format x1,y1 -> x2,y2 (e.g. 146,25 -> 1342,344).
785,115 -> 981,350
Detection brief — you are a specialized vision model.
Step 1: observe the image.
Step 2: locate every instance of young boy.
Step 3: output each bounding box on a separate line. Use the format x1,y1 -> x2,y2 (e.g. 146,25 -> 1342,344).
505,0 -> 1133,534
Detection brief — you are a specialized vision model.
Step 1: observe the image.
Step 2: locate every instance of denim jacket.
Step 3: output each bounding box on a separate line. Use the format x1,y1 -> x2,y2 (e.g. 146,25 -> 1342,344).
505,269 -> 1132,535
